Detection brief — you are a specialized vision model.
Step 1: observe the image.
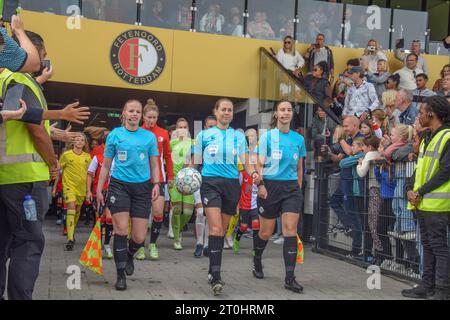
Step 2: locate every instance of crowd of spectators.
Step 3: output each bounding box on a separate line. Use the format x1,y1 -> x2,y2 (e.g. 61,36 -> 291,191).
274,32 -> 450,286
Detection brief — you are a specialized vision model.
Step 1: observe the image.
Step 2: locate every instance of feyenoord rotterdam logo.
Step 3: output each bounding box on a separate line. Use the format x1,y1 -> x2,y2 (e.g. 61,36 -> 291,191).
110,29 -> 165,85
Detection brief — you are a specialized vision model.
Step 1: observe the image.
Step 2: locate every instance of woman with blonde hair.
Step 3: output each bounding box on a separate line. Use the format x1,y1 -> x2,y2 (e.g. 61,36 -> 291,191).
137,99 -> 174,261
96,100 -> 161,291
53,133 -> 91,251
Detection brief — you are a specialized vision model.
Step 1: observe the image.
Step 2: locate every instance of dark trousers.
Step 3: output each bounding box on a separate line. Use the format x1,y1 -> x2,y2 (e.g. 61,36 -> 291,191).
377,198 -> 395,258
330,185 -> 362,254
417,211 -> 449,290
0,182 -> 47,300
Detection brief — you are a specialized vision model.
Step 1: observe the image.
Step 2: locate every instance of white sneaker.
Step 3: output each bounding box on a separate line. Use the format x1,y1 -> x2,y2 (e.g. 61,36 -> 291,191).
223,236 -> 233,249
398,231 -> 416,240
270,234 -> 280,241
387,231 -> 400,237
167,229 -> 174,239
104,244 -> 113,259
273,236 -> 285,244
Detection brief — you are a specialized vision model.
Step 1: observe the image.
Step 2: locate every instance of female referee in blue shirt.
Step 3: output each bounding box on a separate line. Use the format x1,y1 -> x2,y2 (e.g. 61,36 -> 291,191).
96,100 -> 161,291
254,100 -> 307,294
193,98 -> 260,296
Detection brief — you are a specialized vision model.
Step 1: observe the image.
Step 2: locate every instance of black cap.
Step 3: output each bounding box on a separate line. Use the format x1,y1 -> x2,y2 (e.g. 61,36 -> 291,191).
348,66 -> 364,74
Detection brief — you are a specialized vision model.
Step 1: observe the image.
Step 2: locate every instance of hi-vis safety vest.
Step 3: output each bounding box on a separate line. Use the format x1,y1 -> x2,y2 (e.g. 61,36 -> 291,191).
408,128 -> 450,212
0,69 -> 50,185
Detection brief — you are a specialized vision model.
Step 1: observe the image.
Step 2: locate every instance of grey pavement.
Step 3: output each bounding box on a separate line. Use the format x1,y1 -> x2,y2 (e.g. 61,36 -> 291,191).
29,218 -> 415,300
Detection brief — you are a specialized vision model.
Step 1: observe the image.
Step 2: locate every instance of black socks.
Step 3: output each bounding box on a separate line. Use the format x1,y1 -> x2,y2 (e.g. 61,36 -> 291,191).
208,236 -> 224,281
283,236 -> 297,280
113,235 -> 128,276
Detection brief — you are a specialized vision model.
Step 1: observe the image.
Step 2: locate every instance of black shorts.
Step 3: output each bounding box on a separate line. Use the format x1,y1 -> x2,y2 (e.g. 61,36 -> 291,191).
239,208 -> 259,224
106,178 -> 152,219
200,177 -> 240,215
257,180 -> 303,220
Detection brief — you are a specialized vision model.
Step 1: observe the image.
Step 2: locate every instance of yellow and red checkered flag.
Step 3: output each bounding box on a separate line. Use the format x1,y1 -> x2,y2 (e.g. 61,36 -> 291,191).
296,234 -> 304,265
79,218 -> 103,275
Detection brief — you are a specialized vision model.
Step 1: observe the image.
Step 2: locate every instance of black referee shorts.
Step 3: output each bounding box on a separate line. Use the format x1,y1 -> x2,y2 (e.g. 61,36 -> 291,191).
258,180 -> 303,220
106,178 -> 152,219
200,177 -> 240,215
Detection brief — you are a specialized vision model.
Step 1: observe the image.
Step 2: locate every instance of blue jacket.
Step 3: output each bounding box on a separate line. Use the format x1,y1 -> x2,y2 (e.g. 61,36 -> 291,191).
339,152 -> 365,196
374,165 -> 396,199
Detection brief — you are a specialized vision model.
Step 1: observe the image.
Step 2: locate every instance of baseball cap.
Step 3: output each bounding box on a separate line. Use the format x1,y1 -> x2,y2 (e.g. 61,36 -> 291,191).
348,66 -> 364,74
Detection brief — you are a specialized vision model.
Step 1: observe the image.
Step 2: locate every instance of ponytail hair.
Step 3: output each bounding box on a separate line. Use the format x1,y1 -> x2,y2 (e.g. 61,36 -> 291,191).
270,100 -> 292,129
394,124 -> 414,142
143,98 -> 159,115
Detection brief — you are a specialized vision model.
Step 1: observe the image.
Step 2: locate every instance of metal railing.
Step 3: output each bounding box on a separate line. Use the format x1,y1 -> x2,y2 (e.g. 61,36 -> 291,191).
312,159 -> 450,281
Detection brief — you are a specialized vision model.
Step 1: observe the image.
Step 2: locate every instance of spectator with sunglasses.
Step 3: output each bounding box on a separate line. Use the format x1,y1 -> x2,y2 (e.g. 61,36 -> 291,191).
276,36 -> 305,78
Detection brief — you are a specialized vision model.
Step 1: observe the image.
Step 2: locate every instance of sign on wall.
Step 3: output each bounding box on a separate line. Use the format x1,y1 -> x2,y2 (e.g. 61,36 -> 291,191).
110,29 -> 166,85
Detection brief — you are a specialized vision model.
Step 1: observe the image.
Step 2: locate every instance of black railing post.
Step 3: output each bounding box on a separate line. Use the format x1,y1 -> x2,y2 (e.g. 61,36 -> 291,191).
243,0 -> 249,37
190,0 -> 197,32
312,160 -> 331,252
136,0 -> 142,26
341,4 -> 346,47
293,0 -> 299,41
79,0 -> 82,16
388,8 -> 394,51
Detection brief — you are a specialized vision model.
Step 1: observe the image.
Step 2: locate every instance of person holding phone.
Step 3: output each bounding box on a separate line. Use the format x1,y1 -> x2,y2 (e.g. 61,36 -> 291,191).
361,39 -> 388,74
303,33 -> 334,81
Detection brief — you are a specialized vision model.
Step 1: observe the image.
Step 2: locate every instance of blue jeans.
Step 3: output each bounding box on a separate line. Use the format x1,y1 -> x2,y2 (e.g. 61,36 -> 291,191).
392,168 -> 415,233
330,184 -> 362,254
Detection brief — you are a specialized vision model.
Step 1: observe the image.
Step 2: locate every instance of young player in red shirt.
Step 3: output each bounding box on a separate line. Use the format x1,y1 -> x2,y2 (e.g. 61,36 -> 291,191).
139,99 -> 174,260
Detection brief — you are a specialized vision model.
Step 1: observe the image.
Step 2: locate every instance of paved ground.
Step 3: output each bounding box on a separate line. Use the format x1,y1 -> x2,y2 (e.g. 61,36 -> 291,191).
28,218 -> 415,300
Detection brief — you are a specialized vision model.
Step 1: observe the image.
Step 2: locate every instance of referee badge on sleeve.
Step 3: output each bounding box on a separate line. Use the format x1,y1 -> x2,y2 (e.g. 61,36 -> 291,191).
118,151 -> 127,162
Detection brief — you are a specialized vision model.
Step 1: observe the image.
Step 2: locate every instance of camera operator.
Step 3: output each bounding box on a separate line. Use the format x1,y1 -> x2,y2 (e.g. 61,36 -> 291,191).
360,40 -> 388,74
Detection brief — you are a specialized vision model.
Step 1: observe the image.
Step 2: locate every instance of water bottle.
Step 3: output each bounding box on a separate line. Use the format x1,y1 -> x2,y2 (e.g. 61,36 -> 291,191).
23,195 -> 38,221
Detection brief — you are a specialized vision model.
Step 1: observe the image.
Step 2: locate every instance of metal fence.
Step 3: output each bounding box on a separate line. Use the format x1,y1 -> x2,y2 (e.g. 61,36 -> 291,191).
312,159 -> 450,281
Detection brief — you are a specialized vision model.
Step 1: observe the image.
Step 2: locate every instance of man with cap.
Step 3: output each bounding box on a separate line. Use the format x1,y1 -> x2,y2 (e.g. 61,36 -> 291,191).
343,66 -> 379,121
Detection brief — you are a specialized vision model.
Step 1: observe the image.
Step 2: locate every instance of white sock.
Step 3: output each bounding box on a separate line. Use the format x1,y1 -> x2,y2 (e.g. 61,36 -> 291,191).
195,208 -> 205,245
168,209 -> 173,235
204,218 -> 209,247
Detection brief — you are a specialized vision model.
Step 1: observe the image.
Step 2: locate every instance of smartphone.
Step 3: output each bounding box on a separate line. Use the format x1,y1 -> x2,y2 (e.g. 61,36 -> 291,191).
42,59 -> 51,70
396,38 -> 404,49
1,0 -> 19,23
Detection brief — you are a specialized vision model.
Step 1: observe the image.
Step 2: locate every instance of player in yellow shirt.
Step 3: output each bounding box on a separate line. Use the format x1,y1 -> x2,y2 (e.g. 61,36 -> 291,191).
54,134 -> 91,250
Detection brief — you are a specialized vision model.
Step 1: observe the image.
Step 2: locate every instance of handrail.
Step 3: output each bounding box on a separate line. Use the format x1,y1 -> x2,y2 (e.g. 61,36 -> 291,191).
260,47 -> 342,125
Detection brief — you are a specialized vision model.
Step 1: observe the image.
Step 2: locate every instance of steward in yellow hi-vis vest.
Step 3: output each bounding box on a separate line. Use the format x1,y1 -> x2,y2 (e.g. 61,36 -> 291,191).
0,31 -> 57,300
402,96 -> 450,300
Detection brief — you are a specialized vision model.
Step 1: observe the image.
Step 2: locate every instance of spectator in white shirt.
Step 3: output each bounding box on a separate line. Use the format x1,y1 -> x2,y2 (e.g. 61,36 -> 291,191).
394,53 -> 423,91
361,39 -> 388,74
343,66 -> 379,120
395,39 -> 428,74
276,36 -> 305,78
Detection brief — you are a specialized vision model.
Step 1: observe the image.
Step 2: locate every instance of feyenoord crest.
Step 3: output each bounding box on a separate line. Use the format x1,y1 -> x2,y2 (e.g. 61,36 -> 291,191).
110,29 -> 165,85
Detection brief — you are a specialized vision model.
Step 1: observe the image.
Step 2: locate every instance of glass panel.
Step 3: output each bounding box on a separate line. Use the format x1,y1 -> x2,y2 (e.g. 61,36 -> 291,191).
82,0 -> 136,24
344,4 -> 391,50
391,0 -> 421,11
248,0 -> 295,40
19,0 -> 79,15
297,0 -> 344,47
259,48 -> 341,171
141,0 -> 193,31
427,0 -> 449,41
391,9 -> 428,51
195,0 -> 245,36
429,41 -> 450,56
